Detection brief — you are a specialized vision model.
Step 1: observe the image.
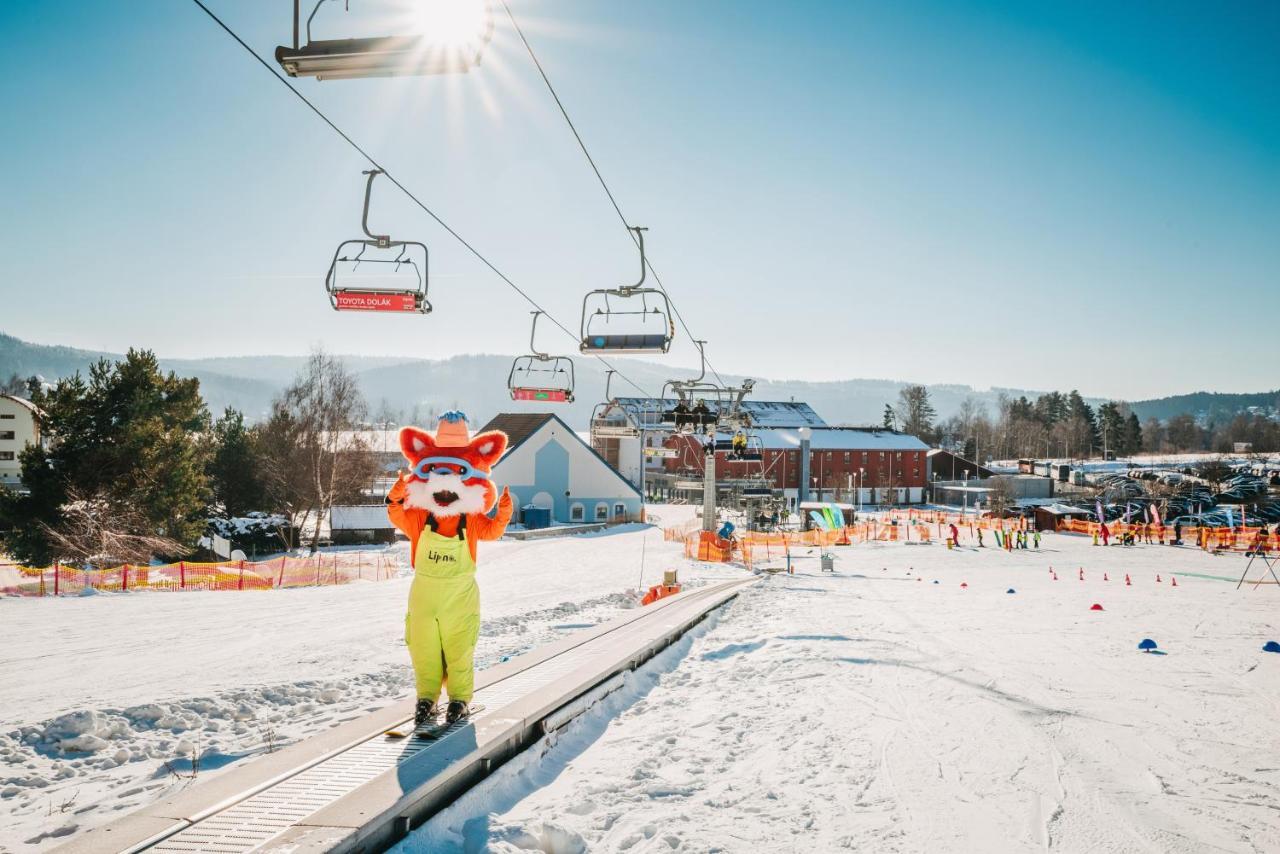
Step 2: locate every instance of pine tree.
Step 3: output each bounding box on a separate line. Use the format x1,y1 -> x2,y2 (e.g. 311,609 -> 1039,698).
1066,390 -> 1099,452
0,350 -> 211,566
1123,412 -> 1143,456
895,385 -> 937,442
208,408 -> 267,517
882,404 -> 896,430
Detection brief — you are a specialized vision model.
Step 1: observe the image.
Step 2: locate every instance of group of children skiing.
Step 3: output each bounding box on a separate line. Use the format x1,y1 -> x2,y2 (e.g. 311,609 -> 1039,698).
947,521 -> 1040,551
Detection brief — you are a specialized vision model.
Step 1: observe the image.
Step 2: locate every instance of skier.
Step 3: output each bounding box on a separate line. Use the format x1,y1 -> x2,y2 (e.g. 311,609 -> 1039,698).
1173,520 -> 1183,545
949,522 -> 959,549
691,399 -> 713,430
731,430 -> 748,459
669,400 -> 691,430
1101,522 -> 1111,547
386,412 -> 513,735
977,527 -> 984,548
1033,529 -> 1041,549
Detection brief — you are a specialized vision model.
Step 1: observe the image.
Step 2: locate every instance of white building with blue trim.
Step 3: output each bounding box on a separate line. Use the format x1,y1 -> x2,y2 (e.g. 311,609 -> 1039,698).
478,413 -> 643,526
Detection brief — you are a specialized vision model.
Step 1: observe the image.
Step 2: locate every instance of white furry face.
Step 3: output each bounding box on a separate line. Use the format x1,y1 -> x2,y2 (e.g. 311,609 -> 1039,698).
404,473 -> 488,517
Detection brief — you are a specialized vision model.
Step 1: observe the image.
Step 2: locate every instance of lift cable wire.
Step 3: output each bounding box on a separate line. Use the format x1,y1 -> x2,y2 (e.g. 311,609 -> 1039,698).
499,0 -> 728,389
189,0 -> 658,400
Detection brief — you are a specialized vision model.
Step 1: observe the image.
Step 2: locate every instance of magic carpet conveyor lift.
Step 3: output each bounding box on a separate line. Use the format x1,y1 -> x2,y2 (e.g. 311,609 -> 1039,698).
57,577 -> 756,854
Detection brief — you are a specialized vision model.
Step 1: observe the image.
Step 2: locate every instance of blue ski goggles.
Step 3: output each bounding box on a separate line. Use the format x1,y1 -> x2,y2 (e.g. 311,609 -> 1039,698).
411,456 -> 491,482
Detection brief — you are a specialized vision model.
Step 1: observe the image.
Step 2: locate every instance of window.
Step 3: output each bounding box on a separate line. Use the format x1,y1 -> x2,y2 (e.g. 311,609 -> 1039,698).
570,503 -> 585,522
614,503 -> 626,519
0,413 -> 14,419
844,452 -> 850,464
0,431 -> 13,440
0,451 -> 13,461
595,503 -> 609,521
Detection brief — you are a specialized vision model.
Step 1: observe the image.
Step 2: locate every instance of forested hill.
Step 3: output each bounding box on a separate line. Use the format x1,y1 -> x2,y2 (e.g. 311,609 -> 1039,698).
2,332 -> 1273,429
1128,391 -> 1280,424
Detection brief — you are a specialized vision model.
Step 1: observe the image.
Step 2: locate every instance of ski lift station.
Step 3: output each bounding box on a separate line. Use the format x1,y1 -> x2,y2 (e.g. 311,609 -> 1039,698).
591,398 -> 826,495
661,426 -> 933,508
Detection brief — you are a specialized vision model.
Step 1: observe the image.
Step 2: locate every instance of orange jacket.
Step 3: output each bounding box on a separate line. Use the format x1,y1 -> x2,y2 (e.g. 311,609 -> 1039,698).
386,475 -> 514,565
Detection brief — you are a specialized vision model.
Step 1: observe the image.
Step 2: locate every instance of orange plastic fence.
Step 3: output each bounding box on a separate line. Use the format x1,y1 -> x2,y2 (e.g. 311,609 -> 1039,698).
1056,519 -> 1279,553
1,551 -> 404,597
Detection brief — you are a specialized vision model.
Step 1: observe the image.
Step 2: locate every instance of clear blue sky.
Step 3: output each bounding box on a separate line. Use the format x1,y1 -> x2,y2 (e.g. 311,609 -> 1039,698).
0,0 -> 1276,400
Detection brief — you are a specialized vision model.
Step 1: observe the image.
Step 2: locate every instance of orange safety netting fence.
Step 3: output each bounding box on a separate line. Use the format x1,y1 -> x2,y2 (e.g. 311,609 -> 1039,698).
1055,519 -> 1280,553
674,520 -> 945,569
0,551 -> 405,597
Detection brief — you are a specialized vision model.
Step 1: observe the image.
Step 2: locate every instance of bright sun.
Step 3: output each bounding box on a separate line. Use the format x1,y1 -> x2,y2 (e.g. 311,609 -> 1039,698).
410,0 -> 492,48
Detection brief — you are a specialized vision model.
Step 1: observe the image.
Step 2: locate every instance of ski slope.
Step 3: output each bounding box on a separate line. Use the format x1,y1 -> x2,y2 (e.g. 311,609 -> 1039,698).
4,511 -> 1279,852
404,529 -> 1280,853
0,522 -> 695,850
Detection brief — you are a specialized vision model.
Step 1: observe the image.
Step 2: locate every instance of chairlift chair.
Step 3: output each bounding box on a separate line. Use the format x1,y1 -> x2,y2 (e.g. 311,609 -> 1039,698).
580,227 -> 675,354
277,0 -> 495,81
326,170 -> 430,314
508,311 -> 575,403
717,434 -> 764,462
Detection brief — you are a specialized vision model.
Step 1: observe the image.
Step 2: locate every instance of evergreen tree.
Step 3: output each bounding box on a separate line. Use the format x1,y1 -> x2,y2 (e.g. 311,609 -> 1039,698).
882,404 -> 896,430
208,408 -> 267,517
894,385 -> 937,442
1097,402 -> 1125,455
0,350 -> 210,565
1122,412 -> 1143,456
1066,390 -> 1099,451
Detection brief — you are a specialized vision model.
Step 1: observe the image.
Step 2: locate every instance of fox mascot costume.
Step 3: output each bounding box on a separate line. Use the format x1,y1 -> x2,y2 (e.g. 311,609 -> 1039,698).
386,411 -> 513,733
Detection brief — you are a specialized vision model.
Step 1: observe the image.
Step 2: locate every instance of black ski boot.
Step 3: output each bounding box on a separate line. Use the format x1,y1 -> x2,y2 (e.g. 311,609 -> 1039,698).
412,698 -> 437,737
445,700 -> 471,725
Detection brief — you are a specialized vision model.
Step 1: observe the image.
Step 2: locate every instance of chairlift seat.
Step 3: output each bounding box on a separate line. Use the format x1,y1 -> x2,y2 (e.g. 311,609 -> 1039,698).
580,333 -> 671,354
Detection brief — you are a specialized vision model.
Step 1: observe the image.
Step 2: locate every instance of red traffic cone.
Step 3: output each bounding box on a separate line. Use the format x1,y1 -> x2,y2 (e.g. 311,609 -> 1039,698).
1171,576 -> 1178,587
1052,571 -> 1058,581
960,582 -> 968,589
1125,574 -> 1131,586
1104,572 -> 1109,582
1078,568 -> 1084,581
1156,574 -> 1162,583
1090,603 -> 1104,611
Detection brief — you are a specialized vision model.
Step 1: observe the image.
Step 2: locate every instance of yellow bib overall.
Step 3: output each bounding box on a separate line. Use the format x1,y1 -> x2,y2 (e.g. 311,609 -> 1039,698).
405,520 -> 481,702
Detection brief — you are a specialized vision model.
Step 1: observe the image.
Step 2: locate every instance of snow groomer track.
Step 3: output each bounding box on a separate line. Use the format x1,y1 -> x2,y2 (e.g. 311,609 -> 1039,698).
59,577 -> 756,854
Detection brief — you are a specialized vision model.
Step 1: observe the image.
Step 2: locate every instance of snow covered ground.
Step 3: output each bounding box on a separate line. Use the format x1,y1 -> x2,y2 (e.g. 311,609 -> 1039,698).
406,528 -> 1280,853
0,522 -> 687,851
5,507 -> 1279,852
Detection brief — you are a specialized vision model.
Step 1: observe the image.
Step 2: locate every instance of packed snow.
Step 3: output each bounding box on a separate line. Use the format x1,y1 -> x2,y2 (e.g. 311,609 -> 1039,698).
405,525 -> 1280,853
4,507 -> 1280,852
0,522 -> 678,850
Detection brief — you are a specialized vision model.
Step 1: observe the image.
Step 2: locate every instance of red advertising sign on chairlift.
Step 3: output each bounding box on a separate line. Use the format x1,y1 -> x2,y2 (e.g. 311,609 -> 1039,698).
333,290 -> 420,312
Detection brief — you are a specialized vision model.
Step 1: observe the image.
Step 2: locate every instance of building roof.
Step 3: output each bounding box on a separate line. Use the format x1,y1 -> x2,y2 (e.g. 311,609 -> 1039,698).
480,412 -> 642,498
0,394 -> 42,416
758,426 -> 930,451
611,398 -> 827,428
926,448 -> 994,478
476,413 -> 557,456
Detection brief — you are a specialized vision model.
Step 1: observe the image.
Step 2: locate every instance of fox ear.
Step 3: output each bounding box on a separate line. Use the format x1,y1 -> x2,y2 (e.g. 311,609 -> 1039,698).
468,430 -> 508,470
399,426 -> 436,461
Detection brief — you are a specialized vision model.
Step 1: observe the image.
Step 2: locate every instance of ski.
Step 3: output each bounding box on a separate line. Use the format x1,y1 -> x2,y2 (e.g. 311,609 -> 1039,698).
415,703 -> 486,740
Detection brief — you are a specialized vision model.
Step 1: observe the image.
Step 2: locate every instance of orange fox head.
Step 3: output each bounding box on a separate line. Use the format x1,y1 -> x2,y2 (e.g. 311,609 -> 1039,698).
399,414 -> 507,518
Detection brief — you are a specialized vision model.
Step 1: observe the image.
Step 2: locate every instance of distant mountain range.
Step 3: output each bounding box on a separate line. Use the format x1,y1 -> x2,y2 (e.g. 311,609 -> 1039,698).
1,332 -> 1274,429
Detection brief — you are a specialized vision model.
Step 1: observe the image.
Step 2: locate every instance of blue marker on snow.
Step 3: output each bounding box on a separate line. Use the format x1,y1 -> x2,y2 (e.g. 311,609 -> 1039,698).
1138,638 -> 1158,653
